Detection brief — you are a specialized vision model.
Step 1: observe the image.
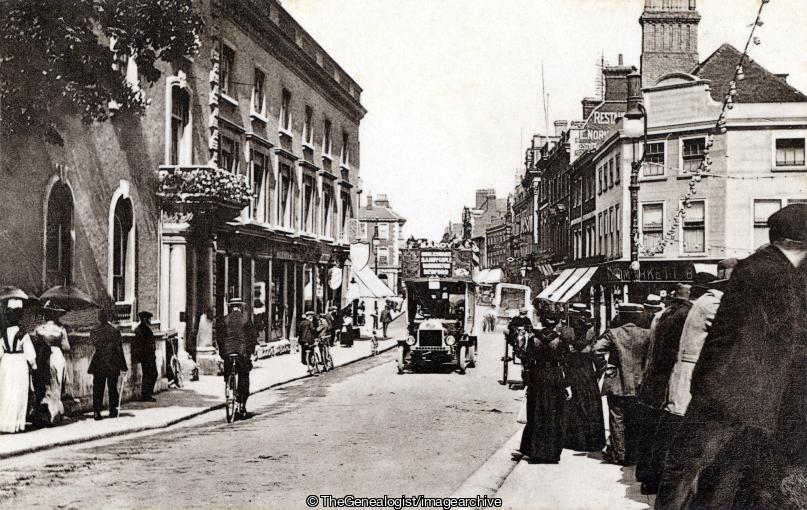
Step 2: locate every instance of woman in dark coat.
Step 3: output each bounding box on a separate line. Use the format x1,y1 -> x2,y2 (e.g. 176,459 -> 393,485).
562,315 -> 606,452
518,326 -> 572,463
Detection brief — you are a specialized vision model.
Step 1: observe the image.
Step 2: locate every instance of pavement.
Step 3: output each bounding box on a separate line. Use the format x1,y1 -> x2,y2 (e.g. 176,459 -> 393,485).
0,315 -> 407,461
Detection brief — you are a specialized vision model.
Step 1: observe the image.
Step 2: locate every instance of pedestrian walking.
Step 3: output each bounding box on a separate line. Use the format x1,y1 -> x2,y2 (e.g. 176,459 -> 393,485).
593,302 -> 652,466
370,330 -> 379,356
218,298 -> 256,419
380,306 -> 392,338
0,298 -> 37,433
656,204 -> 807,510
561,305 -> 605,453
87,309 -> 128,421
635,283 -> 693,494
297,311 -> 315,364
31,301 -> 71,426
517,326 -> 572,464
132,311 -> 158,402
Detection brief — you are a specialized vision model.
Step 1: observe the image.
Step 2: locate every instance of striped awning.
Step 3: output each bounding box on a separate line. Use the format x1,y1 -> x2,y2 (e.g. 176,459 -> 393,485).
537,266 -> 600,303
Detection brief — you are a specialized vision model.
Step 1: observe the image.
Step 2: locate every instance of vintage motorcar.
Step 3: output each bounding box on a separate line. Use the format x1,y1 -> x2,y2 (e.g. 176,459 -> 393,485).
397,278 -> 477,374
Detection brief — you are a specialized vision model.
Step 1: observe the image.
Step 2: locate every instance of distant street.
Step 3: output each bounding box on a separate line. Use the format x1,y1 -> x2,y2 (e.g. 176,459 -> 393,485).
0,329 -> 521,510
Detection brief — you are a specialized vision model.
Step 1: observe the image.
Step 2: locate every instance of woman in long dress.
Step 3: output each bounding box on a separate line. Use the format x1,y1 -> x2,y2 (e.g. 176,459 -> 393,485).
33,303 -> 71,426
562,315 -> 606,452
519,327 -> 572,463
0,299 -> 37,433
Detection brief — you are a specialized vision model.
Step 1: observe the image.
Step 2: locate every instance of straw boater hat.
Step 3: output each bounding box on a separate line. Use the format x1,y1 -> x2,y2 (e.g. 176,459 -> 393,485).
228,297 -> 245,306
42,300 -> 66,315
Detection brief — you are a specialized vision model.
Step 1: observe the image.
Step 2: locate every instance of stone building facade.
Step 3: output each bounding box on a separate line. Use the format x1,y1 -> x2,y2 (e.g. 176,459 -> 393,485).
357,194 -> 406,292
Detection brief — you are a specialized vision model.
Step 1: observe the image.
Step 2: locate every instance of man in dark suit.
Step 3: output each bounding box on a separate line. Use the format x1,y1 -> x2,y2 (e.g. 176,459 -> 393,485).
297,311 -> 315,364
656,204 -> 807,509
593,303 -> 652,466
88,309 -> 128,420
218,298 -> 256,419
132,311 -> 157,402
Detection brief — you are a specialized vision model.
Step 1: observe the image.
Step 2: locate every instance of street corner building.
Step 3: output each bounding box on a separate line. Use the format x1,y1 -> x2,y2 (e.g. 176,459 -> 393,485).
488,0 -> 807,328
0,0 -> 367,408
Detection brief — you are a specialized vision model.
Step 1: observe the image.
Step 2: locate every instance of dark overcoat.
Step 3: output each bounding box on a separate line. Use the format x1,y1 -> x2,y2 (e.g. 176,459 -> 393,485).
87,322 -> 128,376
691,245 -> 807,432
131,323 -> 156,365
637,299 -> 692,409
218,310 -> 255,359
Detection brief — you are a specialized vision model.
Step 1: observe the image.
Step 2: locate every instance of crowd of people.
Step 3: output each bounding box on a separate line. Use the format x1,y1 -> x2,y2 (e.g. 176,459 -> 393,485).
509,203 -> 807,509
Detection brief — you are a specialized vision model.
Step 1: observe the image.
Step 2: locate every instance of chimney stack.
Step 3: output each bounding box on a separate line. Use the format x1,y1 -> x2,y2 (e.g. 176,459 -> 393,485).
553,120 -> 569,136
626,71 -> 643,114
366,193 -> 373,210
582,98 -> 600,120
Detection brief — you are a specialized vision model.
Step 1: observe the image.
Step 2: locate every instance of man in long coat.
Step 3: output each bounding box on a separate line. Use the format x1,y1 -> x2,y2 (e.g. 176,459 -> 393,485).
132,311 -> 157,402
656,204 -> 807,509
88,310 -> 128,420
593,303 -> 652,466
218,298 -> 256,418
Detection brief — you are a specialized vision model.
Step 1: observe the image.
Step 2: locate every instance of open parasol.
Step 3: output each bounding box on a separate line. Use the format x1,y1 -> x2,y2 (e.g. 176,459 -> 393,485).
0,286 -> 29,302
40,285 -> 98,311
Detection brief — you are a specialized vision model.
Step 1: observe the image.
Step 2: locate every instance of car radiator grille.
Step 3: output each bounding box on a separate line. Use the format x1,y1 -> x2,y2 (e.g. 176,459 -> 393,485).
418,330 -> 443,347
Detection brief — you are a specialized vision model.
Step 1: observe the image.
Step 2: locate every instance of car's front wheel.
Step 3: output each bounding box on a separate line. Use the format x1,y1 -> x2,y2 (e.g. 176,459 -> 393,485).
457,345 -> 467,374
397,346 -> 406,374
468,344 -> 476,368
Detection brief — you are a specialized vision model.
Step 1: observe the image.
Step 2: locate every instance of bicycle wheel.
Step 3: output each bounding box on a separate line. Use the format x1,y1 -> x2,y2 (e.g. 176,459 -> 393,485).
325,348 -> 334,370
225,373 -> 237,423
307,350 -> 318,375
171,356 -> 184,388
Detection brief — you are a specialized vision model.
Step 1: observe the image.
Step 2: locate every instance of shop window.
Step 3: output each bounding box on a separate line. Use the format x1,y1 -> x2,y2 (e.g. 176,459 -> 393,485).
169,85 -> 191,165
753,199 -> 782,248
775,138 -> 805,167
280,88 -> 292,132
219,134 -> 240,173
645,142 -> 665,176
252,68 -> 266,117
45,182 -> 74,287
641,203 -> 664,254
303,106 -> 314,146
220,44 -> 236,99
682,137 -> 706,174
681,200 -> 705,253
111,197 -> 134,303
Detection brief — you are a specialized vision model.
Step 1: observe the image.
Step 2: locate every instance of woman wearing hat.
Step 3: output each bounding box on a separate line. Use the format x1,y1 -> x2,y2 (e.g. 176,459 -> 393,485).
32,302 -> 71,425
0,298 -> 38,432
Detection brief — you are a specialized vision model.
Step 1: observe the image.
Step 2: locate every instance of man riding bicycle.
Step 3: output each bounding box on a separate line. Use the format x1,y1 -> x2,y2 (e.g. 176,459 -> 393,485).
218,297 -> 256,419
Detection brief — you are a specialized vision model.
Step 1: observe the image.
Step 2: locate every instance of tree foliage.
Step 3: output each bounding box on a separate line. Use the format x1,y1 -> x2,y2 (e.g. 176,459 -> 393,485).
0,0 -> 204,144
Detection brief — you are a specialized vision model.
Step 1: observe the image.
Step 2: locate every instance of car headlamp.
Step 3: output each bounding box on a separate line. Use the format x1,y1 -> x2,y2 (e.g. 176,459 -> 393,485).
445,335 -> 456,346
406,336 -> 416,346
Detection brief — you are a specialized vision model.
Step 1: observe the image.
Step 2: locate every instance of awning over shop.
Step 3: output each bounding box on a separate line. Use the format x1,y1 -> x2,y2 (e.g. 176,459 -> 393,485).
346,265 -> 395,301
536,263 -> 554,277
537,266 -> 599,303
474,268 -> 503,285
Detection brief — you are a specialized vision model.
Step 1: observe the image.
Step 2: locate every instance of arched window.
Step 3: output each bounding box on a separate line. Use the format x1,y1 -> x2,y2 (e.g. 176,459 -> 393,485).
112,197 -> 134,302
45,182 -> 74,286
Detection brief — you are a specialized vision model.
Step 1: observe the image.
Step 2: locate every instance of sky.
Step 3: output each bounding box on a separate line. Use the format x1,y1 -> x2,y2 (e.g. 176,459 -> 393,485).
283,0 -> 807,240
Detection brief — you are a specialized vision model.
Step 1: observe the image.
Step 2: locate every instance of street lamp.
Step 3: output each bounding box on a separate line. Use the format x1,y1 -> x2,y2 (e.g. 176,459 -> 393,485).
371,226 -> 380,275
623,71 -> 647,282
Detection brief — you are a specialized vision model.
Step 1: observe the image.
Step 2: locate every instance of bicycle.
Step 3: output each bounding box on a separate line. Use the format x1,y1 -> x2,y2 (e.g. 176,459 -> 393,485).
319,336 -> 334,371
166,336 -> 184,388
304,341 -> 321,375
224,353 -> 240,423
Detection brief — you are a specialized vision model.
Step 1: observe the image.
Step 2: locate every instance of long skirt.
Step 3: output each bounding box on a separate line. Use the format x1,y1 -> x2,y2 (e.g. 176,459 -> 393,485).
40,347 -> 67,425
564,352 -> 606,452
519,366 -> 566,463
0,354 -> 31,433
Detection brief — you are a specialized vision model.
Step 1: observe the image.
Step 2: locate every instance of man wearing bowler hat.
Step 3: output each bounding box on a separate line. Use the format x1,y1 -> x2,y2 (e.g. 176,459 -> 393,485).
219,298 -> 256,419
656,204 -> 807,509
132,311 -> 157,402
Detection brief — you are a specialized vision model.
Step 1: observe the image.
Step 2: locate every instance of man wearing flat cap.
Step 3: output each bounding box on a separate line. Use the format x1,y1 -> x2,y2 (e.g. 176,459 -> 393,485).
656,204 -> 807,509
132,311 -> 157,402
593,302 -> 652,465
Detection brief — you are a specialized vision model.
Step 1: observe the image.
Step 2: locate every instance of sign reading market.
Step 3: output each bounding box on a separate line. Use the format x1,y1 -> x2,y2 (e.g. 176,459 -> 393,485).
420,250 -> 453,277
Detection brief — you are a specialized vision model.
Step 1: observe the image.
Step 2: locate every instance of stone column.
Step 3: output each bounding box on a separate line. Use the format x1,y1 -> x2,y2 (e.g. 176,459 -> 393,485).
159,242 -> 171,331
186,240 -> 198,358
195,240 -> 219,375
169,243 -> 187,352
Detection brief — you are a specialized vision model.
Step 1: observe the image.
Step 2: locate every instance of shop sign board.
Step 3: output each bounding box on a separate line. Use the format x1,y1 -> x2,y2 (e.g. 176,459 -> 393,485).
572,103 -> 626,159
420,250 -> 452,277
601,260 -> 715,283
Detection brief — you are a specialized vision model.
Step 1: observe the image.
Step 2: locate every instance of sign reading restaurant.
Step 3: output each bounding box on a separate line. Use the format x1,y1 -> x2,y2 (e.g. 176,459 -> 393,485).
573,103 -> 626,157
420,250 -> 453,277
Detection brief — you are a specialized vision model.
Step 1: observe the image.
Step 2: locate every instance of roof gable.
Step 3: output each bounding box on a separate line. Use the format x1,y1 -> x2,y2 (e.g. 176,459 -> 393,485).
692,43 -> 807,103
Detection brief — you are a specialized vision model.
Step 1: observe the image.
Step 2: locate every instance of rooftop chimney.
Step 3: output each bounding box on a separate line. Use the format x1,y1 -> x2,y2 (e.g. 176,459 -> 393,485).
375,194 -> 390,208
553,120 -> 569,136
582,98 -> 601,120
366,193 -> 373,210
626,71 -> 644,115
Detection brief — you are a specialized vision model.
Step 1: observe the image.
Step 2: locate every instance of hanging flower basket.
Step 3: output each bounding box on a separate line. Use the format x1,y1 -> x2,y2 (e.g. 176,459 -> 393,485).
157,165 -> 252,220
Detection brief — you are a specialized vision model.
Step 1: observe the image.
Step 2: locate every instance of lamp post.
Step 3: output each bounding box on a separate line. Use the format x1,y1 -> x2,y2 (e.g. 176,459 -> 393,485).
371,226 -> 380,276
624,71 -> 647,282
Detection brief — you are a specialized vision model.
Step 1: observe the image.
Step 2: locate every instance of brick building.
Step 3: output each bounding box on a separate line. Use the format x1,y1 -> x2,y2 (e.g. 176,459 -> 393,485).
0,0 -> 366,390
357,193 -> 406,292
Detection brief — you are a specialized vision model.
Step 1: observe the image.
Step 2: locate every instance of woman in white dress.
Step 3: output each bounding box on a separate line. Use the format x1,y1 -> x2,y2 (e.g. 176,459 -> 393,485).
33,302 -> 71,425
0,298 -> 37,433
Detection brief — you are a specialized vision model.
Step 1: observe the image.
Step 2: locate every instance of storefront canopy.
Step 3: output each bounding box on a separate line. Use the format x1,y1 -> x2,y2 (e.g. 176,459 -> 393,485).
346,265 -> 395,301
537,266 -> 600,303
474,268 -> 503,285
